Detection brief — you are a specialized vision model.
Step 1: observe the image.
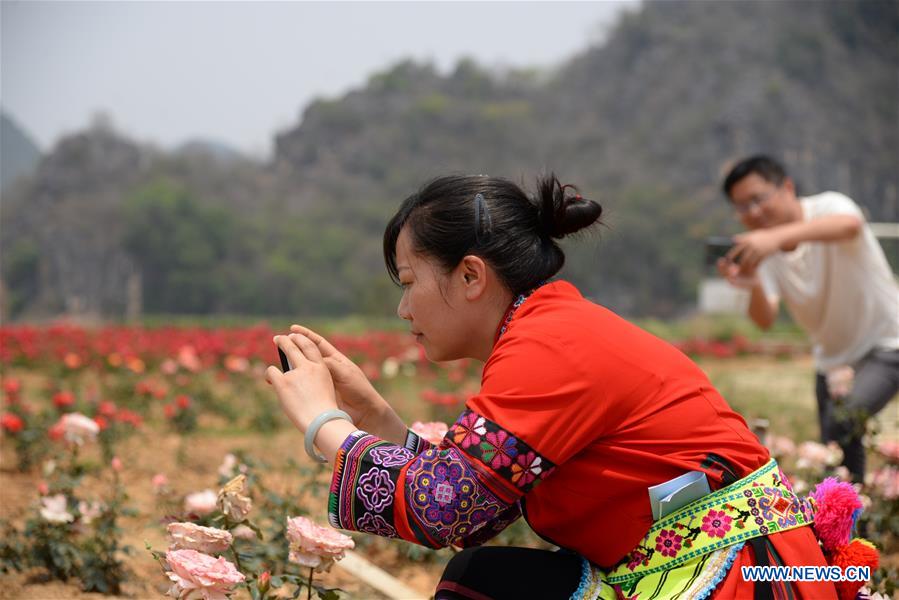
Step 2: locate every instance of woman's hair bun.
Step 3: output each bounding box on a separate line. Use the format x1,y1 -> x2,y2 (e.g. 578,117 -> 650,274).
535,173 -> 603,239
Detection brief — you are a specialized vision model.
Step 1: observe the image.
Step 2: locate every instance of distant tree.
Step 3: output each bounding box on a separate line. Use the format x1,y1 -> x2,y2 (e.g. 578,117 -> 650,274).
123,180 -> 236,313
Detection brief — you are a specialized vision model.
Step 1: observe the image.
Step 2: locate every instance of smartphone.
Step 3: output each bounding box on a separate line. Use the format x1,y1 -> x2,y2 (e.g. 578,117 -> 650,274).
277,347 -> 292,372
705,236 -> 737,266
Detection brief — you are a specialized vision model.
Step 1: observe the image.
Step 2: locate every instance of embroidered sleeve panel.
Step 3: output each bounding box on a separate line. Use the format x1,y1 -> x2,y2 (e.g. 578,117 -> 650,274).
327,410 -> 555,550
328,430 -> 414,541
455,502 -> 522,548
403,444 -> 510,546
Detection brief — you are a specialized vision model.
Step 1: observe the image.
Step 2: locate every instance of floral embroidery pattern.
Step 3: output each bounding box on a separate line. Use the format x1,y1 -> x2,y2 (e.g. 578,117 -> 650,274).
329,408 -> 556,549
457,503 -> 523,548
608,459 -> 815,586
356,513 -> 397,537
406,446 -> 506,543
447,409 -> 556,499
496,287 -> 539,340
627,550 -> 650,571
480,430 -> 519,469
452,412 -> 487,449
510,451 -> 544,487
469,505 -> 500,528
356,467 -> 395,513
700,509 -> 732,538
370,446 -> 415,467
655,529 -> 683,558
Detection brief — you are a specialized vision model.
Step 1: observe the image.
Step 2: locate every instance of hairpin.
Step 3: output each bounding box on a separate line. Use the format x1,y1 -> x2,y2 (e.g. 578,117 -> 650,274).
474,193 -> 492,243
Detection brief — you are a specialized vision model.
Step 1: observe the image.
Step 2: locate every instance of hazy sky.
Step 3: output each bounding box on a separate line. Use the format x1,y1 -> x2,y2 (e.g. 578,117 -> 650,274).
1,1 -> 636,158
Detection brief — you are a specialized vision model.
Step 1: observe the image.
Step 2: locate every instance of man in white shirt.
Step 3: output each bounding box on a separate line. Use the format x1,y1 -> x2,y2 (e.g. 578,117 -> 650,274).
718,155 -> 899,483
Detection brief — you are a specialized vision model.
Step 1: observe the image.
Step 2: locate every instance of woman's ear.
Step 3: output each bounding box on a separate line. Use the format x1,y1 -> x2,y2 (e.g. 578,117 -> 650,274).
459,255 -> 488,300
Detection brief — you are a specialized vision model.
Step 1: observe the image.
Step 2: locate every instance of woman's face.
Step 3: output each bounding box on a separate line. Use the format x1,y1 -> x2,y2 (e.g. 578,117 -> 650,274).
394,227 -> 472,362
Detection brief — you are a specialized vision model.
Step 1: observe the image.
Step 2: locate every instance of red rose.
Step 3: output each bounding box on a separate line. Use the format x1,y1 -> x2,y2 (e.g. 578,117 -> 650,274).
1,413 -> 24,433
115,409 -> 143,428
48,421 -> 65,441
98,401 -> 117,417
3,378 -> 21,397
52,391 -> 75,409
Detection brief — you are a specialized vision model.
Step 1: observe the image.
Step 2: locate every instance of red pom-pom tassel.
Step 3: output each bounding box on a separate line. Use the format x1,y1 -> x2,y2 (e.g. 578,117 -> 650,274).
827,538 -> 879,600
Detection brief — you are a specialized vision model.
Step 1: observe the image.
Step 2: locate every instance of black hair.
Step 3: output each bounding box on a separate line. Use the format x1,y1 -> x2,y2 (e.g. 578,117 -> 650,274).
383,173 -> 603,295
722,155 -> 788,199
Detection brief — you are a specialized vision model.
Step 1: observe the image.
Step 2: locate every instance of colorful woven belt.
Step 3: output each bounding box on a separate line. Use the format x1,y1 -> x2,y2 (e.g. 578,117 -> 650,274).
606,458 -> 815,586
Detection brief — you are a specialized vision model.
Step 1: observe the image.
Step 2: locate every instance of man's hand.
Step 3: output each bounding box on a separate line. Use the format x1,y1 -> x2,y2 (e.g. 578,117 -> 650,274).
716,257 -> 759,290
727,229 -> 785,271
715,258 -> 779,330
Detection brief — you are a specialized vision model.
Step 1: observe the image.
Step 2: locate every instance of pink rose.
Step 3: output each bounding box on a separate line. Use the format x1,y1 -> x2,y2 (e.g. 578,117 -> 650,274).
111,456 -> 123,471
224,355 -> 248,373
867,466 -> 899,500
167,522 -> 233,554
184,490 -> 218,516
825,366 -> 854,398
410,421 -> 449,445
257,570 -> 271,594
51,412 -> 100,445
165,549 -> 244,600
218,454 -> 238,479
177,345 -> 202,372
153,473 -> 170,494
855,587 -> 889,600
286,516 -> 354,572
796,441 -> 842,470
78,500 -> 105,525
764,434 -> 796,458
40,494 -> 74,523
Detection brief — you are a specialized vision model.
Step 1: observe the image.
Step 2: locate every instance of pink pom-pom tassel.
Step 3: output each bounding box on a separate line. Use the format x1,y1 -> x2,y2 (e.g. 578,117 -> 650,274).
809,477 -> 862,552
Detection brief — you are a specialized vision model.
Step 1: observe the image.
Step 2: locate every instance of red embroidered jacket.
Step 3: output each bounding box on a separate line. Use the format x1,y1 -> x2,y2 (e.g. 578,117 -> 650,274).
328,280 -> 769,567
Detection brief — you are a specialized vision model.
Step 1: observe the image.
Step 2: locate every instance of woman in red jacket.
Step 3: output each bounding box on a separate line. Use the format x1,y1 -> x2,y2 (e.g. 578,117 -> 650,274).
268,174 -> 841,599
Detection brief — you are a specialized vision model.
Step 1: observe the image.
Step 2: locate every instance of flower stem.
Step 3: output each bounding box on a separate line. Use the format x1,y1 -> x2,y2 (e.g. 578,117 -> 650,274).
307,567 -> 313,600
230,546 -> 243,574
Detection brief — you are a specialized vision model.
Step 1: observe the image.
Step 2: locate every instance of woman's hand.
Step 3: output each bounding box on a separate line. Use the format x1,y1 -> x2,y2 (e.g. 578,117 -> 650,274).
266,334 -> 338,433
288,325 -> 385,428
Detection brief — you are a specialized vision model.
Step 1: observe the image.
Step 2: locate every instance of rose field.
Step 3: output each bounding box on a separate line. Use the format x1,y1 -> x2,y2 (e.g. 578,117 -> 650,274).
0,321 -> 896,599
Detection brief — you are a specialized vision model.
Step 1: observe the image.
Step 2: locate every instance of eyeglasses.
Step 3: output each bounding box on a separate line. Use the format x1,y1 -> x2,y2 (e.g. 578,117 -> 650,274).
732,188 -> 778,215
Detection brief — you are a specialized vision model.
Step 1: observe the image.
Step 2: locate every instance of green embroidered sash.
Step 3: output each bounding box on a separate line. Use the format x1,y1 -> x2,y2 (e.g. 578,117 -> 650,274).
606,459 -> 815,586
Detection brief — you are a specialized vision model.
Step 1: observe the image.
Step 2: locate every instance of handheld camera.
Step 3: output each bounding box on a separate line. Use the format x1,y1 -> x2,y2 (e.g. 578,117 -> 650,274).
705,236 -> 737,266
277,347 -> 292,372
